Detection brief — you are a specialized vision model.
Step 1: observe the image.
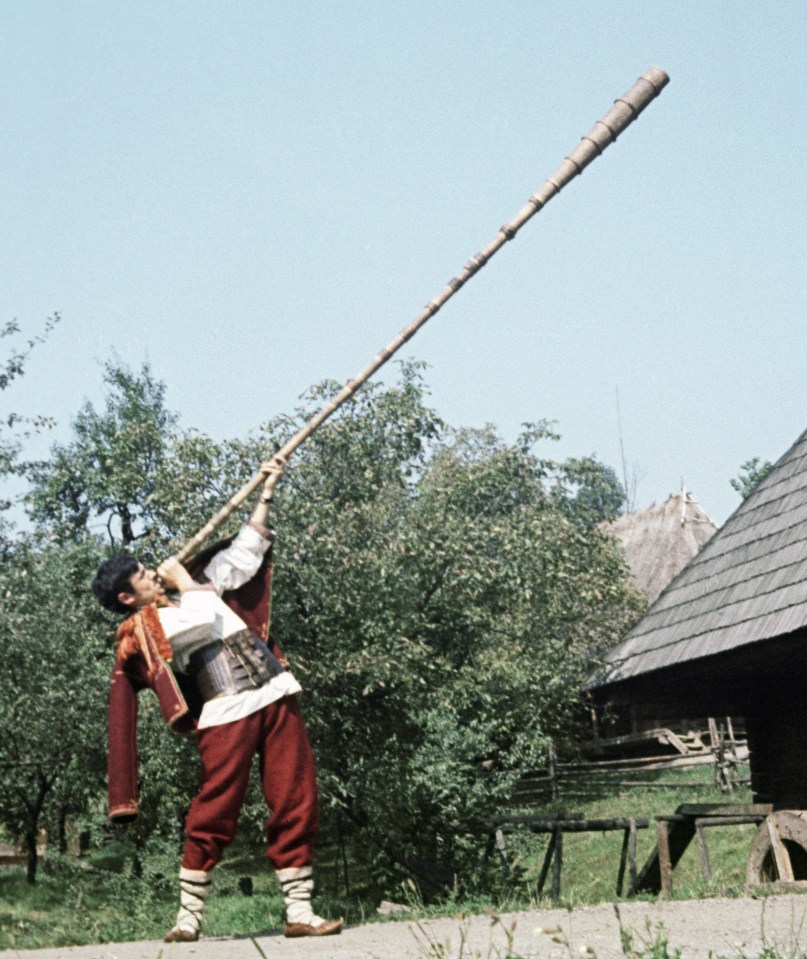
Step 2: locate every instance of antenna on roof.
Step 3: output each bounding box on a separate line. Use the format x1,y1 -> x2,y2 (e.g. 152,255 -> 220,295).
615,386 -> 630,514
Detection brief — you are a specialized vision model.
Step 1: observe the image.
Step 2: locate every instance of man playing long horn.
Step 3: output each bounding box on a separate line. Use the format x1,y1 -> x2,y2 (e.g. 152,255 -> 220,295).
91,457 -> 343,942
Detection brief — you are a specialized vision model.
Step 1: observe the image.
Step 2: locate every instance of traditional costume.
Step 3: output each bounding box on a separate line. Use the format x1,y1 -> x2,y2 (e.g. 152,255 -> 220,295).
107,522 -> 341,940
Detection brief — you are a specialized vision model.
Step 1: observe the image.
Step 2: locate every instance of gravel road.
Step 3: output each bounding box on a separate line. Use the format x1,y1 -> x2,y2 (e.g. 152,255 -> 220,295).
4,893 -> 807,959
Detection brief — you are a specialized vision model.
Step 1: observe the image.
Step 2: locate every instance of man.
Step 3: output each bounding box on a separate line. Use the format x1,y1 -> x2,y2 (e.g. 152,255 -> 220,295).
92,458 -> 343,942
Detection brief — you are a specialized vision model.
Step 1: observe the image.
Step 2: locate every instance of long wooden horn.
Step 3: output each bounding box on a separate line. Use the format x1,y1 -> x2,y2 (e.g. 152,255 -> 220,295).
176,66 -> 670,562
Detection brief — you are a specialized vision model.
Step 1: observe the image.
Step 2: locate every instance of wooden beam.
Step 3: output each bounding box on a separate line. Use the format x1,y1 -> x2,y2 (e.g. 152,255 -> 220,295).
766,814 -> 794,882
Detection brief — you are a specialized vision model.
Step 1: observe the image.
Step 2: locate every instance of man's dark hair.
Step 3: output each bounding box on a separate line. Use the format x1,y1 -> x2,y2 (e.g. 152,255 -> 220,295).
92,554 -> 140,615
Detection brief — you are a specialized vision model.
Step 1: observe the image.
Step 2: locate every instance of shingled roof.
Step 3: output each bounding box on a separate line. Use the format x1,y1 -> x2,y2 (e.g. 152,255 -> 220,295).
607,490 -> 718,603
595,427 -> 807,688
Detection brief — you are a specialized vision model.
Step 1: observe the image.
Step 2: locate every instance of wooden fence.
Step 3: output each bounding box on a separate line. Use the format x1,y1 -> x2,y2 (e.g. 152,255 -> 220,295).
513,719 -> 750,804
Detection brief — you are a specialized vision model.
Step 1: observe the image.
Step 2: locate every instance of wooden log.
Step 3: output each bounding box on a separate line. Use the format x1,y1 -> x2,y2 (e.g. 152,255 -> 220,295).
747,810 -> 807,885
677,803 -> 772,817
694,815 -> 768,827
487,812 -> 584,826
554,753 -> 717,771
525,818 -> 650,832
489,815 -> 650,831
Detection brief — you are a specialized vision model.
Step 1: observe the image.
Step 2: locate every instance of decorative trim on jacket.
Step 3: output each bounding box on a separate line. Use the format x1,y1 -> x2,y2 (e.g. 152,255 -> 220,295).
107,540 -> 277,823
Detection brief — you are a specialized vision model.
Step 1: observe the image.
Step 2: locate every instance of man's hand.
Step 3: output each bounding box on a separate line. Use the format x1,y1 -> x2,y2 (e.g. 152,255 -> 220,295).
156,556 -> 196,593
259,455 -> 287,476
259,455 -> 287,502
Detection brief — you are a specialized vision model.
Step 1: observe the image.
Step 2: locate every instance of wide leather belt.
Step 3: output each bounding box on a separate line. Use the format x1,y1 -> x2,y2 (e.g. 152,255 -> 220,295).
188,629 -> 285,702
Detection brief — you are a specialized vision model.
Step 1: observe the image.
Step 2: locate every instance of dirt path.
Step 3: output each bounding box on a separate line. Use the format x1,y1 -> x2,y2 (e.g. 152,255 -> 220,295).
4,893 -> 807,959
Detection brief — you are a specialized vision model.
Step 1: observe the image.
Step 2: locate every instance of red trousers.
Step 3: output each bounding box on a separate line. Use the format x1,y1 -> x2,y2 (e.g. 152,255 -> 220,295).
181,696 -> 319,874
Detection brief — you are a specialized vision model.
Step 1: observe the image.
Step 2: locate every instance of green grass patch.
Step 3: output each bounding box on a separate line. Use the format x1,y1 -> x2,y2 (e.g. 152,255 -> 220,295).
502,769 -> 756,906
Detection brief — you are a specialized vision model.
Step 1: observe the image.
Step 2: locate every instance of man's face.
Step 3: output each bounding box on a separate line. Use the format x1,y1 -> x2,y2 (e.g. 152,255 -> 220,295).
118,563 -> 168,610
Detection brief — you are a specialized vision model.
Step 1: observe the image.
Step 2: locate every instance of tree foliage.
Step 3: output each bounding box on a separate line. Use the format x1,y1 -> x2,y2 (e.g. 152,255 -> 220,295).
262,365 -> 642,891
730,457 -> 773,501
27,361 -> 178,549
0,315 -> 60,525
10,357 -> 642,899
0,535 -> 108,882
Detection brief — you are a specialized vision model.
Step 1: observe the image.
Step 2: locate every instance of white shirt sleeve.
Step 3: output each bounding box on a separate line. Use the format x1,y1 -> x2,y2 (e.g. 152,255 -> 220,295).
158,590 -> 251,673
202,524 -> 273,595
157,524 -> 273,673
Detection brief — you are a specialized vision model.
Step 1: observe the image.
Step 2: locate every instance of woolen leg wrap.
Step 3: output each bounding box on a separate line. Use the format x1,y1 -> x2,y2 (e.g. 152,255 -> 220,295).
275,865 -> 325,927
173,867 -> 213,935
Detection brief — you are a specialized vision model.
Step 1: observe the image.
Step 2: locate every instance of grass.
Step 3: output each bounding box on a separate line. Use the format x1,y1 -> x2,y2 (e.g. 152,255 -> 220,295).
0,767 -> 782,952
501,766 -> 757,905
0,834 -> 357,951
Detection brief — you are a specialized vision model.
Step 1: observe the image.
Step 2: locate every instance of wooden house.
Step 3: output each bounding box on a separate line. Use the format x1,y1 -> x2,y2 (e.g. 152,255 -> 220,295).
591,428 -> 807,812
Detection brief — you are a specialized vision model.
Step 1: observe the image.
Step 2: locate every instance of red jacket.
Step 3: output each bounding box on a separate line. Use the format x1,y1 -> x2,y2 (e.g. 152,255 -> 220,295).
107,543 -> 279,822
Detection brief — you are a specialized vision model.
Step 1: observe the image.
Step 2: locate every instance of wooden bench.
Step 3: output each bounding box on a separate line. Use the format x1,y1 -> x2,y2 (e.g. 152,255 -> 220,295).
631,803 -> 772,895
486,812 -> 649,901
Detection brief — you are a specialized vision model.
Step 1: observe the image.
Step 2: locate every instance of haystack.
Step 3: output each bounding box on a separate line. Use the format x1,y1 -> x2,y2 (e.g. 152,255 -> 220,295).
607,489 -> 718,603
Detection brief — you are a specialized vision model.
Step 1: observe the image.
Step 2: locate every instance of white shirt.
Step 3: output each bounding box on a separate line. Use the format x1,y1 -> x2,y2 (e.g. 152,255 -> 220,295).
157,524 -> 301,729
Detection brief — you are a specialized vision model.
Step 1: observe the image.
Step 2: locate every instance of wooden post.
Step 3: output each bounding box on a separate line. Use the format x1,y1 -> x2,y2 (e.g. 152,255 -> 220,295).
617,817 -> 640,896
548,742 -> 558,801
628,817 -> 638,892
695,822 -> 711,880
551,825 -> 563,901
617,827 -> 629,896
494,827 -> 510,880
536,831 -> 557,899
657,820 -> 673,896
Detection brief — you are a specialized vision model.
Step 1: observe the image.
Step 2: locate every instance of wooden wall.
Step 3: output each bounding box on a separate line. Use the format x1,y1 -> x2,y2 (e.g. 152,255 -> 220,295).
595,628 -> 807,808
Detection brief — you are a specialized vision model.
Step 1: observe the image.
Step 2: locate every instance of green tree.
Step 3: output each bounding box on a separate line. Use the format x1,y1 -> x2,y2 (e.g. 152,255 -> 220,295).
551,456 -> 625,525
730,457 -> 773,500
19,356 -> 642,902
262,367 -> 643,894
22,361 -> 224,868
27,360 -> 178,548
0,535 -> 108,882
0,315 -> 59,530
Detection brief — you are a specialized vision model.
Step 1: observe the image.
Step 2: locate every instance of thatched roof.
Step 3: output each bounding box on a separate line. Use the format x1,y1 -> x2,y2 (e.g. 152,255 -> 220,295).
607,491 -> 718,603
594,427 -> 807,689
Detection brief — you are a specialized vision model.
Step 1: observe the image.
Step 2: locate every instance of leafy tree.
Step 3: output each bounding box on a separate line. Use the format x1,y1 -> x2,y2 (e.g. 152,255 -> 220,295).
262,366 -> 643,894
0,535 -> 108,882
0,315 -> 59,528
730,457 -> 773,500
15,363 -> 213,875
27,360 -> 177,549
551,457 -> 625,525
20,361 -> 264,873
19,356 -> 642,903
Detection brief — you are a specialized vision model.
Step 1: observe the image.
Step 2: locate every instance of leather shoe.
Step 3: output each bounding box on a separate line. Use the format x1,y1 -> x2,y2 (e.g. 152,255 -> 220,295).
164,927 -> 199,943
283,918 -> 344,938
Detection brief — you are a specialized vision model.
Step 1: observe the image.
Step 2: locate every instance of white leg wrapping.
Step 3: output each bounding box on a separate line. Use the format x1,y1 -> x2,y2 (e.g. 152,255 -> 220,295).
173,867 -> 213,935
275,865 -> 325,927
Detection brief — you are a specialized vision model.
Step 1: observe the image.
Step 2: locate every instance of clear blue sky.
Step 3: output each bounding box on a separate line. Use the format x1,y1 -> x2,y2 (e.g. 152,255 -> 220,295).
2,1 -> 805,525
